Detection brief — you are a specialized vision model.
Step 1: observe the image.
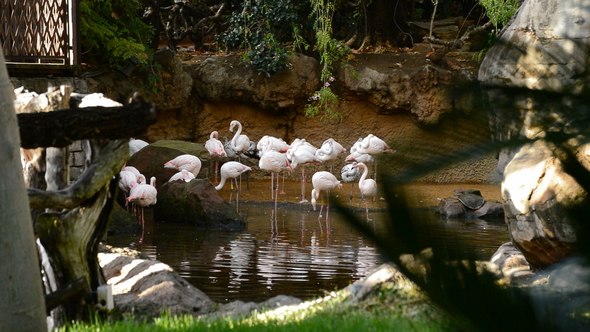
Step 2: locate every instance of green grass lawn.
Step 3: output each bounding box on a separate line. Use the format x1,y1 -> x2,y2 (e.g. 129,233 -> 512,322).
59,281 -> 453,332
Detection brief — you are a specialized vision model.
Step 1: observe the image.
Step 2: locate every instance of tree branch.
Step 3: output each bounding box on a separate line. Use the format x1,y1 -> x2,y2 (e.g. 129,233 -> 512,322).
18,101 -> 156,149
27,139 -> 129,209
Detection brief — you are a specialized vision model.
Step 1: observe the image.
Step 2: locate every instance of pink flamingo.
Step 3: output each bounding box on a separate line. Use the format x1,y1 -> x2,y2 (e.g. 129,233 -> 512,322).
205,131 -> 227,184
352,162 -> 377,218
127,176 -> 157,237
164,154 -> 202,178
310,171 -> 342,224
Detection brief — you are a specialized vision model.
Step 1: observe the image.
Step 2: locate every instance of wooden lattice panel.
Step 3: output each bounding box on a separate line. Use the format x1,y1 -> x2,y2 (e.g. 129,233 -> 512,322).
1,0 -> 69,63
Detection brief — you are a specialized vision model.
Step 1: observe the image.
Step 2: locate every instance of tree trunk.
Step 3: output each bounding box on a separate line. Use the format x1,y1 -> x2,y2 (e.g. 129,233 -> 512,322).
0,50 -> 48,332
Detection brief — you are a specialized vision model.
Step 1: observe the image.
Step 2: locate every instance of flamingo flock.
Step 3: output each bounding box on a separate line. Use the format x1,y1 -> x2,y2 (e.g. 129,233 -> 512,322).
117,118 -> 396,234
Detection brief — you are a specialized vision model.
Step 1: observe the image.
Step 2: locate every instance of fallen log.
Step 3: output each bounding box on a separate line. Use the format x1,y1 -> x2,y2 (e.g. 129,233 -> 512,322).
17,101 -> 157,149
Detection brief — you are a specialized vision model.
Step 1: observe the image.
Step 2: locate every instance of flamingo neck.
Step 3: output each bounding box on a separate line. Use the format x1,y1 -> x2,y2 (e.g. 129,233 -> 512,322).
215,175 -> 227,190
231,123 -> 242,148
359,165 -> 369,184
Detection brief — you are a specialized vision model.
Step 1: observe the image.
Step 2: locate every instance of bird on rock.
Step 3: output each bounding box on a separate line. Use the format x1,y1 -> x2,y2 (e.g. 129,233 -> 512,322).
164,154 -> 202,178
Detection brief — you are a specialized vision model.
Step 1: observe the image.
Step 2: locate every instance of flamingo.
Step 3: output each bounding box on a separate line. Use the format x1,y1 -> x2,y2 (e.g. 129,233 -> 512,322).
119,170 -> 138,212
287,138 -> 322,203
168,169 -> 195,182
164,154 -> 201,178
229,120 -> 251,159
215,161 -> 252,209
315,138 -> 346,173
129,138 -> 149,157
205,131 -> 228,184
352,162 -> 377,217
310,171 -> 342,224
122,165 -> 141,178
257,135 -> 290,156
223,136 -> 238,159
215,161 -> 252,190
345,151 -> 374,164
357,134 -> 396,179
127,176 -> 157,232
259,150 -> 294,209
341,162 -> 361,206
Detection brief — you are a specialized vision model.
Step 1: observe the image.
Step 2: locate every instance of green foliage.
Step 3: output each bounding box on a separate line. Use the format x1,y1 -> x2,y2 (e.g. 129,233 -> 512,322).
80,0 -> 153,66
304,79 -> 343,120
479,0 -> 520,27
304,0 -> 350,119
218,0 -> 304,76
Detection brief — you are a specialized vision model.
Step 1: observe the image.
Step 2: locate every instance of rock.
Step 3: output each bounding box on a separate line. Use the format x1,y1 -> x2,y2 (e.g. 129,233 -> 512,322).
154,179 -> 245,229
472,200 -> 504,220
454,189 -> 485,209
146,47 -> 194,110
187,53 -> 320,110
98,252 -> 215,319
502,140 -> 581,269
490,242 -> 534,283
127,140 -> 211,186
203,295 -> 303,320
107,202 -> 142,236
437,198 -> 466,218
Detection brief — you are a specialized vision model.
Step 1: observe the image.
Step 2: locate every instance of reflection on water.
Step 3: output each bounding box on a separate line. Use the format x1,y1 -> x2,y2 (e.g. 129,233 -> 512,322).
107,201 -> 510,303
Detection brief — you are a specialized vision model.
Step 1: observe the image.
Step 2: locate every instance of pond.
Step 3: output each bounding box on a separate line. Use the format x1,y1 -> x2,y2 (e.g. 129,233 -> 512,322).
106,180 -> 510,304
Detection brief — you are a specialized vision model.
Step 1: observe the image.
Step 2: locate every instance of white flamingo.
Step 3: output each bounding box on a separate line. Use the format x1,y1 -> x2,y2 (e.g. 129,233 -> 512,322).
129,138 -> 149,157
311,171 -> 342,224
205,131 -> 227,184
168,169 -> 195,182
287,138 -> 321,203
315,138 -> 346,173
229,120 -> 251,159
259,150 -> 294,209
357,134 -> 396,179
215,161 -> 252,209
352,162 -> 377,217
164,154 -> 202,178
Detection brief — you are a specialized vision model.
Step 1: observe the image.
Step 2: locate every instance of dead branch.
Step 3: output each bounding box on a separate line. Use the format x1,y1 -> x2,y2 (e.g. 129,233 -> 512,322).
27,139 -> 129,209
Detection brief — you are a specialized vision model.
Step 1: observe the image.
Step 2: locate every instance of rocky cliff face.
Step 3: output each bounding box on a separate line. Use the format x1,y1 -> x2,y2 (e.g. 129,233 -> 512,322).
11,48 -> 497,184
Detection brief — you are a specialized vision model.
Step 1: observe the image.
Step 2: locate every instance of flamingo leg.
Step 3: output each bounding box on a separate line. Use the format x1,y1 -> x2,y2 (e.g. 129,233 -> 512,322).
299,167 -> 307,203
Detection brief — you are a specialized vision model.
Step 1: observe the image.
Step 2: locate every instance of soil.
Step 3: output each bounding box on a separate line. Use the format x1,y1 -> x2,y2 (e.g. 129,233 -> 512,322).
215,177 -> 502,210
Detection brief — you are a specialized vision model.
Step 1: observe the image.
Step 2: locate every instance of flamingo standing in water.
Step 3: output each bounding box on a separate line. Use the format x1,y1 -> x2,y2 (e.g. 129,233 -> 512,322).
311,171 -> 342,221
164,154 -> 202,178
205,131 -> 227,184
315,138 -> 346,173
127,176 -> 157,239
215,161 -> 252,209
287,138 -> 321,203
352,162 -> 377,218
356,134 -> 396,179
258,135 -> 291,194
259,150 -> 294,210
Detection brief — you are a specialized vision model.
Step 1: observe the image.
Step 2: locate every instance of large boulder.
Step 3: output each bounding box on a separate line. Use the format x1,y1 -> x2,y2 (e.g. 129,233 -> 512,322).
127,139 -> 211,186
154,179 -> 245,229
99,252 -> 215,319
478,0 -> 590,269
502,140 -> 585,268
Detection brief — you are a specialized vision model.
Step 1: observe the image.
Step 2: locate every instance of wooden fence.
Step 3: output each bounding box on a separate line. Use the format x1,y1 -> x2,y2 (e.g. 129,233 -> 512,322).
0,0 -> 80,74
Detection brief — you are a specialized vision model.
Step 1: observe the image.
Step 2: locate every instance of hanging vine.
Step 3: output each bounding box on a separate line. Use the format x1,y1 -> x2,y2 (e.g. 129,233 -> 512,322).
304,0 -> 350,120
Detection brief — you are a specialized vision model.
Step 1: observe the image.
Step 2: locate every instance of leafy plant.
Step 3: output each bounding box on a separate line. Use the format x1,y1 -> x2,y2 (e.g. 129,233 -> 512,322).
80,0 -> 153,66
304,0 -> 350,120
217,0 -> 305,77
473,0 -> 520,62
